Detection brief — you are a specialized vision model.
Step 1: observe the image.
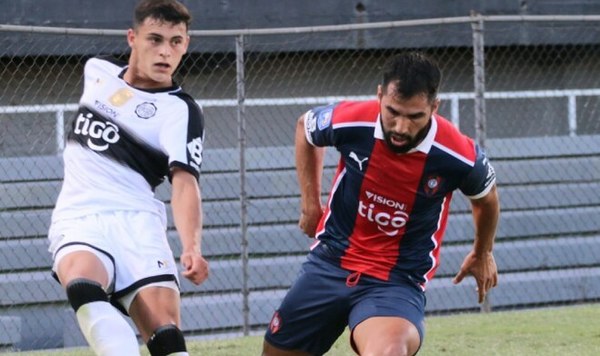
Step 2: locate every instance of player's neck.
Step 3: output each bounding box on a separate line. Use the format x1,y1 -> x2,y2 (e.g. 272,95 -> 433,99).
123,66 -> 173,90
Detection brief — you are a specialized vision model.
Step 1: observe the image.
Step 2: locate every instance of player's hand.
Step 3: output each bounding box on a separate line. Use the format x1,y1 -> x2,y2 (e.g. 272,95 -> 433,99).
180,251 -> 209,285
453,250 -> 498,303
298,206 -> 324,238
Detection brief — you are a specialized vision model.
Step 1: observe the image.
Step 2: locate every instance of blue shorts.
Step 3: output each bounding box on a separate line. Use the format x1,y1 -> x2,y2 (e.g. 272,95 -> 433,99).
264,244 -> 426,355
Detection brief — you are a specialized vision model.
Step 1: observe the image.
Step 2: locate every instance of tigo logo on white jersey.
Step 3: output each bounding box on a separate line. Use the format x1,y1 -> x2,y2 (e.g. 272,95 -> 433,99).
73,112 -> 120,151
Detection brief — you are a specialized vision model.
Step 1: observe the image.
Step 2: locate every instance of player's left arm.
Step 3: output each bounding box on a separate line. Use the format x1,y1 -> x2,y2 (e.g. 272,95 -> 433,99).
160,98 -> 208,285
453,147 -> 500,303
453,185 -> 499,303
171,168 -> 209,285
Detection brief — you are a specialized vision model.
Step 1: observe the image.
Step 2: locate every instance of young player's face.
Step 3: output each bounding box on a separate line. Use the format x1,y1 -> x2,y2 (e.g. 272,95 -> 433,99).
126,17 -> 189,89
378,82 -> 439,154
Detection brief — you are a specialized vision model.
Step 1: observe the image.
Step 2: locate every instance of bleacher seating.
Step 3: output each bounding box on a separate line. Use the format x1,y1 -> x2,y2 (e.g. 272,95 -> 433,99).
1,134 -> 599,350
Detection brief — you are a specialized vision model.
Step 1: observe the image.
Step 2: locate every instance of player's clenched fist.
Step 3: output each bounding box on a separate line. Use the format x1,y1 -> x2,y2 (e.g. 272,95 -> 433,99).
298,206 -> 324,238
181,251 -> 209,285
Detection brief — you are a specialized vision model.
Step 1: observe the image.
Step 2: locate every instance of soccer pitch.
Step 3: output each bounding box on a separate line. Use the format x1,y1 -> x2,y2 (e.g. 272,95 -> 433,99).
9,303 -> 600,355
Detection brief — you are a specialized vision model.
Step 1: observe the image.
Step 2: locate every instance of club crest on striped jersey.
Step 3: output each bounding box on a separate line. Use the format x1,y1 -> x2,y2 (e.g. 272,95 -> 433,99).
269,311 -> 282,334
423,175 -> 442,196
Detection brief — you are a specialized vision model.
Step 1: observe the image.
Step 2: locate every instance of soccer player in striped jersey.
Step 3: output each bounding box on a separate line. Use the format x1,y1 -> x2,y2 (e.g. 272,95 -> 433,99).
47,1 -> 208,355
263,52 -> 499,356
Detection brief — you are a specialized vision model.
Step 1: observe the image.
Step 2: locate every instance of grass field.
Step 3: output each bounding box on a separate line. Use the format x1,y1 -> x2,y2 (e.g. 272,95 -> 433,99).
9,303 -> 600,355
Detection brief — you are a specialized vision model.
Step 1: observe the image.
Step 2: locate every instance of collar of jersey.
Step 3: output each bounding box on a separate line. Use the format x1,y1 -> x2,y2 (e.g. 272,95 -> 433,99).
374,114 -> 437,154
118,67 -> 181,94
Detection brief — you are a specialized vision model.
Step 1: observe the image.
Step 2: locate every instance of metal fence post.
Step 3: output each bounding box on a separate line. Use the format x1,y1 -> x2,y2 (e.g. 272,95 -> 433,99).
235,34 -> 250,334
568,95 -> 577,136
56,109 -> 65,154
471,11 -> 487,149
471,11 -> 492,313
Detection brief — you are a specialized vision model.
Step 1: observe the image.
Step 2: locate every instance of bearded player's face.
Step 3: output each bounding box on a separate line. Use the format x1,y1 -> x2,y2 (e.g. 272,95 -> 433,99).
378,81 -> 439,154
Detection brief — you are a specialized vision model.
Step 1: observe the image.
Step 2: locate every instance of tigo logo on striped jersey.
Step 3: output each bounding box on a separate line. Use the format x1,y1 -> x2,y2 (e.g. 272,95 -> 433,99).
359,191 -> 409,237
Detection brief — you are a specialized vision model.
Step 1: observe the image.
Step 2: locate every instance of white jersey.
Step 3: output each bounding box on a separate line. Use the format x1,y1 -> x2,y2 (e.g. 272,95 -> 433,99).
52,56 -> 205,223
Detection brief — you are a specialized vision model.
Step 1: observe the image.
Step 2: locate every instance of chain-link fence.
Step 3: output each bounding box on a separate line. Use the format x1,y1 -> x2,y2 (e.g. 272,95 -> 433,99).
1,15 -> 600,351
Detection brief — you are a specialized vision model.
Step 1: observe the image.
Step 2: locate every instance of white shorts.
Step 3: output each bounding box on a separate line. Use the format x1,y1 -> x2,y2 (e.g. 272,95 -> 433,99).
48,210 -> 180,313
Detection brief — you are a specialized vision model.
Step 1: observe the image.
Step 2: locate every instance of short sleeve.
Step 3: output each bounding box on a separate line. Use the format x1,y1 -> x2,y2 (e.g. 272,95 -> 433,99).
159,95 -> 205,181
303,103 -> 337,147
460,145 -> 496,199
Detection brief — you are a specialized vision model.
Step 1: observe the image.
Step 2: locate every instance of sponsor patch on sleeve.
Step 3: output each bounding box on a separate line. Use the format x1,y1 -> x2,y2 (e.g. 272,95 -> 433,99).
317,109 -> 333,130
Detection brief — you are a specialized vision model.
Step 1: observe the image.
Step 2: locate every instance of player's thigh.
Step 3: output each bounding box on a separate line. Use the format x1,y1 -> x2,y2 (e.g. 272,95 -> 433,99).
264,259 -> 350,355
127,283 -> 181,342
108,211 -> 179,293
55,250 -> 112,287
353,316 -> 421,356
349,281 -> 425,355
49,216 -> 114,288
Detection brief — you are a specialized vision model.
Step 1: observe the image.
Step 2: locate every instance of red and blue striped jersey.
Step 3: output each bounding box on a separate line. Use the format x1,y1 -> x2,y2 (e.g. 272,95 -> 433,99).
304,100 -> 496,290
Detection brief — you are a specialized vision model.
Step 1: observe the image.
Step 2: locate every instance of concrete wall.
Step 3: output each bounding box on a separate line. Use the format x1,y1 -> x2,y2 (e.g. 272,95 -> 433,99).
3,0 -> 600,29
2,0 -> 600,56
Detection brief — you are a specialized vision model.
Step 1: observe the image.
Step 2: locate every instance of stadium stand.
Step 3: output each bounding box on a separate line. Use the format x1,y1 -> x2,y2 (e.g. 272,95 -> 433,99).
1,133 -> 600,348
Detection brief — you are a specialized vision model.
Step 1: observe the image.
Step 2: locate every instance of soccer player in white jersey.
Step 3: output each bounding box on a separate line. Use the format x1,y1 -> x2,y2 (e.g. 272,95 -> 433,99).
47,1 -> 208,355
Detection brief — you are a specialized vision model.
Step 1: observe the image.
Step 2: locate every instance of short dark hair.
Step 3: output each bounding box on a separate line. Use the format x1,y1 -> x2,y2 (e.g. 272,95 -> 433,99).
382,52 -> 441,103
133,0 -> 192,30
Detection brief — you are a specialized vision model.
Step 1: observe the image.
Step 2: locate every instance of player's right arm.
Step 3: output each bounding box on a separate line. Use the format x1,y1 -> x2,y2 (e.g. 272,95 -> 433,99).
295,112 -> 325,237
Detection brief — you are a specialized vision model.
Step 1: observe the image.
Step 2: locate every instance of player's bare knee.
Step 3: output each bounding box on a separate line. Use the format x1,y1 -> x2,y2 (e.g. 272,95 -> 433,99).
65,278 -> 108,312
385,342 -> 412,356
357,332 -> 420,356
361,344 -> 411,356
147,324 -> 187,356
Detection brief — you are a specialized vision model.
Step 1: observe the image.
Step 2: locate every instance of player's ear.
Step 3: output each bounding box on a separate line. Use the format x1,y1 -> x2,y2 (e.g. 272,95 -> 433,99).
183,35 -> 190,53
431,98 -> 440,114
126,28 -> 136,47
377,84 -> 383,101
